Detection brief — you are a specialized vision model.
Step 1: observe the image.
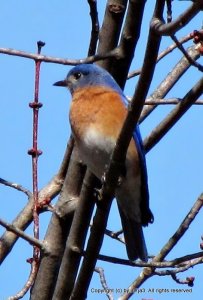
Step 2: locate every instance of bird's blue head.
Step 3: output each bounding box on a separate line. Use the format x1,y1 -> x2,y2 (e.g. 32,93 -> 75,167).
53,64 -> 123,95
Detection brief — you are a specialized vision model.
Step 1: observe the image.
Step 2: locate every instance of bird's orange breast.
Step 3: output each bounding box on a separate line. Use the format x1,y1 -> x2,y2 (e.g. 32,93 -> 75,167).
70,86 -> 127,141
69,86 -> 140,175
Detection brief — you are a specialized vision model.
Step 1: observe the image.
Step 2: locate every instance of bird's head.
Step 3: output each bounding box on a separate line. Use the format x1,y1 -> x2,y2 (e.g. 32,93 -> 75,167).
53,64 -> 123,95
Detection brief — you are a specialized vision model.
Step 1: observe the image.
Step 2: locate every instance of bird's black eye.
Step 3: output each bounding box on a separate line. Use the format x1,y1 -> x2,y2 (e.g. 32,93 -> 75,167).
74,72 -> 82,80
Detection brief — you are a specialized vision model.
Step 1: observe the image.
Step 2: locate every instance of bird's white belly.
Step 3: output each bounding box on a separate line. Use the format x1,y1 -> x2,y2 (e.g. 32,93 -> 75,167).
77,127 -> 115,179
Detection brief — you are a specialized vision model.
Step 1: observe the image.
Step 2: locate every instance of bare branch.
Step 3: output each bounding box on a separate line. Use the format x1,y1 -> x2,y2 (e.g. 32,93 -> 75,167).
127,32 -> 194,79
110,0 -> 147,88
151,1 -> 201,36
170,274 -> 195,287
171,35 -> 203,71
95,267 -> 114,300
97,251 -> 203,269
104,228 -> 125,244
0,217 -> 45,250
140,45 -> 201,123
87,0 -> 100,56
0,178 -> 32,197
52,171 -> 97,300
69,3 -> 165,299
144,77 -> 203,153
0,47 -> 118,65
30,147 -> 84,300
97,0 -> 128,71
128,98 -> 203,105
119,193 -> 203,300
8,259 -> 38,300
0,137 -> 73,263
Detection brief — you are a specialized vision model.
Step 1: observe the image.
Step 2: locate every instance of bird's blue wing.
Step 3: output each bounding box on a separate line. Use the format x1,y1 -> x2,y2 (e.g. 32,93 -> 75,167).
121,94 -> 153,225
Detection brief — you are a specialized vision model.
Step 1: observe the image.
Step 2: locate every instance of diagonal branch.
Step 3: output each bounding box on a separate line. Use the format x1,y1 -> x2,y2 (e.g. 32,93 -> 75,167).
0,217 -> 45,250
0,178 -> 32,197
69,2 -> 165,300
144,77 -> 203,153
171,34 -> 203,71
119,193 -> 203,299
140,45 -> 201,123
127,31 -> 195,79
0,137 -> 73,264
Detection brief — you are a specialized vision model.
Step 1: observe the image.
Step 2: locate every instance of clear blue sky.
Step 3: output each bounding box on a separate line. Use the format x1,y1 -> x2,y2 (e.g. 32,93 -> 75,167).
0,1 -> 203,299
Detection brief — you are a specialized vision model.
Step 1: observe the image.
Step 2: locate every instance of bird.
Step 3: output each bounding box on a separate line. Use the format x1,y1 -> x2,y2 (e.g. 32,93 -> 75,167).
54,64 -> 153,261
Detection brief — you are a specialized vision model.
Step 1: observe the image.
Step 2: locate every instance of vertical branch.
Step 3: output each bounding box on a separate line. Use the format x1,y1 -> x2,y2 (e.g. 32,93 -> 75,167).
30,147 -> 85,300
28,41 -> 45,282
111,0 -> 147,88
52,171 -> 98,300
70,3 -> 166,299
87,0 -> 100,56
97,0 -> 128,71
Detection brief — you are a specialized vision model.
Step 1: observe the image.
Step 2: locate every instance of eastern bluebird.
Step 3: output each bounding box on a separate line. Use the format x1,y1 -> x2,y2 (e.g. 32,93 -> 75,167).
54,64 -> 153,261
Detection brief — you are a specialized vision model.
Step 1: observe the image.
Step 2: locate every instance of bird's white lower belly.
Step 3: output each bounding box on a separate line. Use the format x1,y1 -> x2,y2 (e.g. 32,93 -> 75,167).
76,127 -> 115,179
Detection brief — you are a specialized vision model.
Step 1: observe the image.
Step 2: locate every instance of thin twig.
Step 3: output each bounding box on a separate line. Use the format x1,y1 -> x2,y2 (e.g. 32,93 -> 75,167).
97,251 -> 203,269
127,98 -> 203,105
144,77 -> 203,153
140,45 -> 201,123
171,34 -> 203,71
0,217 -> 45,250
0,47 -> 118,65
8,258 -> 39,300
128,32 -> 194,79
0,178 -> 32,197
95,267 -> 114,300
119,193 -> 203,300
105,228 -> 125,244
170,274 -> 195,287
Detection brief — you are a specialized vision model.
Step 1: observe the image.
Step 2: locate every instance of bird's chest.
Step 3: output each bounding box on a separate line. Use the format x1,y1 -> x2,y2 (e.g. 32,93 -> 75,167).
69,88 -> 117,178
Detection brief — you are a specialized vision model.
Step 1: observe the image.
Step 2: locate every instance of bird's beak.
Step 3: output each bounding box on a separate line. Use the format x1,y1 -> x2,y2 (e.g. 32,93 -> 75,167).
53,80 -> 67,87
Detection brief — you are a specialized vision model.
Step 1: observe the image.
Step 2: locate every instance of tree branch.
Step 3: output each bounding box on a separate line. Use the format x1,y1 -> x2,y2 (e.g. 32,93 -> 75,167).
52,171 -> 98,300
0,137 -> 73,264
87,0 -> 100,56
30,147 -> 85,300
119,193 -> 203,299
95,267 -> 114,300
0,217 -> 45,250
144,77 -> 203,153
0,47 -> 118,65
140,45 -> 201,123
127,32 -> 194,79
69,2 -> 164,299
110,0 -> 147,88
171,35 -> 203,71
97,0 -> 128,71
151,1 -> 202,36
0,178 -> 32,197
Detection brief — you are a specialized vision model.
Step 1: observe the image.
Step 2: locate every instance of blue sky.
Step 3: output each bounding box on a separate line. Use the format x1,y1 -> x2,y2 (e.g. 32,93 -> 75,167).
0,1 -> 203,299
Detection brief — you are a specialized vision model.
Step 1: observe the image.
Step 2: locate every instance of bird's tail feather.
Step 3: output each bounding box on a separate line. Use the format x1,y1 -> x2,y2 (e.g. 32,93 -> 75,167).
118,206 -> 148,262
